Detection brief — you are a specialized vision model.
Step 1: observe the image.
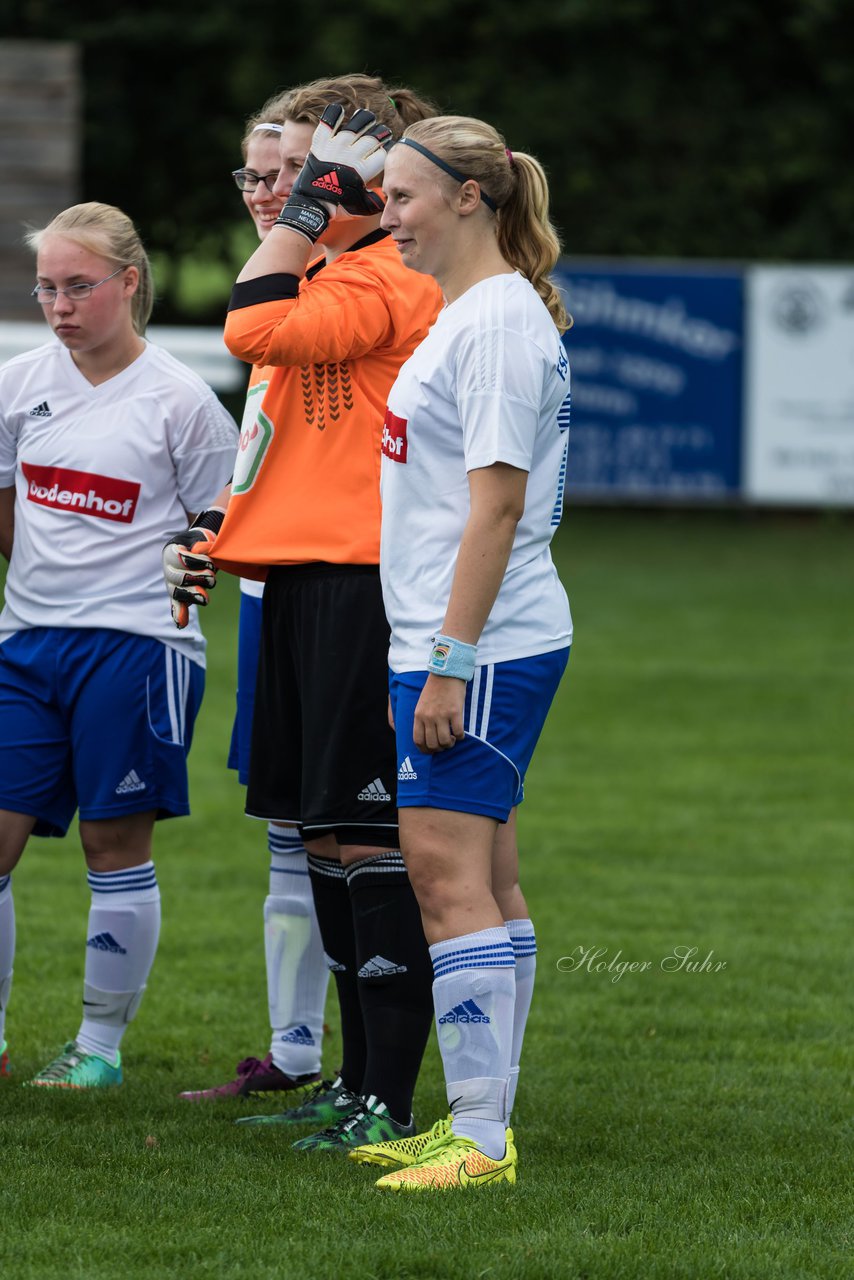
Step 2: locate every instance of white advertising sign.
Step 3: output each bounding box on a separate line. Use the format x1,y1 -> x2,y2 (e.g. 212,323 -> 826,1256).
745,266 -> 854,505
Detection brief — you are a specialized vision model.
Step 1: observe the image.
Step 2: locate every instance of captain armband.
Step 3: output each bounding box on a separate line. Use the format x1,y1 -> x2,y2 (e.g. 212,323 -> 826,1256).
427,633 -> 477,682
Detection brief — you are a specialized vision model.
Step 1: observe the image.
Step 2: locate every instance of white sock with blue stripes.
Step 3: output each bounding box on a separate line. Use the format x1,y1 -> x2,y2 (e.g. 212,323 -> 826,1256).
76,861 -> 161,1063
430,925 -> 516,1160
0,874 -> 14,1050
266,823 -> 328,1077
505,918 -> 537,1122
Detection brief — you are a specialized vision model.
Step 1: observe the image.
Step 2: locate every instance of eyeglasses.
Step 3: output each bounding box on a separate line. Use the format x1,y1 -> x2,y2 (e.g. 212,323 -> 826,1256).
31,266 -> 126,305
232,169 -> 280,193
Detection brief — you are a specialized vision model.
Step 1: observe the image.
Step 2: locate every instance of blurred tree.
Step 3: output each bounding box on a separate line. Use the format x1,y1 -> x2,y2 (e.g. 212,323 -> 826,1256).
3,0 -> 852,322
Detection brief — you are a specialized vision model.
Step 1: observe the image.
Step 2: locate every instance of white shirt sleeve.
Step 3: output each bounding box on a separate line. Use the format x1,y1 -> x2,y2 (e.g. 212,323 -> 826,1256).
454,326 -> 546,474
0,397 -> 17,488
168,389 -> 238,515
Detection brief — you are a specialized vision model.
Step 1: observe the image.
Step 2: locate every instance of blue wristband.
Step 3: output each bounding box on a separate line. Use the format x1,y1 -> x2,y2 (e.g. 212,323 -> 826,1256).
427,633 -> 477,681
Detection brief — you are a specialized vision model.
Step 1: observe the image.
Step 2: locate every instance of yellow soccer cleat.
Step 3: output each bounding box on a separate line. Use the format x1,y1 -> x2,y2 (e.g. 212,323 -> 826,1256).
375,1128 -> 517,1191
349,1114 -> 452,1169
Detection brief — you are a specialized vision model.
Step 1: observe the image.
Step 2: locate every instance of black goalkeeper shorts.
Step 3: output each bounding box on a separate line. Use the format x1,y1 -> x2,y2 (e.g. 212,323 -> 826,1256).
246,563 -> 398,845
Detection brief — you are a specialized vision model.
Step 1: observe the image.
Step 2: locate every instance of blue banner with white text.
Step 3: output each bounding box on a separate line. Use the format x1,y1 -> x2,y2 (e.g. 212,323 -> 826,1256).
554,262 -> 744,499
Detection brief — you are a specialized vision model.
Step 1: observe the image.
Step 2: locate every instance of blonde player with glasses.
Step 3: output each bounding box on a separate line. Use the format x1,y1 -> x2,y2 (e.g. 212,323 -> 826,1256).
0,202 -> 237,1089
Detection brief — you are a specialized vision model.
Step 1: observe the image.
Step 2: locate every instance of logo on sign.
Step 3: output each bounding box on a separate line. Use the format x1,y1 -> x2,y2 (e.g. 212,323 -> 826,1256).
381,409 -> 408,463
22,463 -> 140,522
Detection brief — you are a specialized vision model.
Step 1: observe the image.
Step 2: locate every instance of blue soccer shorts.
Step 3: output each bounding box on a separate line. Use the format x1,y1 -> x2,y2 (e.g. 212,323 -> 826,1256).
227,589 -> 263,786
389,647 -> 570,823
0,627 -> 204,838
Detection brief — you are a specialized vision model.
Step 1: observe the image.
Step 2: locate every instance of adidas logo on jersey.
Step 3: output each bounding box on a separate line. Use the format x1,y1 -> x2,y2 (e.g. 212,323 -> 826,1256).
397,756 -> 418,781
279,1025 -> 315,1046
86,932 -> 127,955
357,955 -> 408,978
438,999 -> 490,1024
115,769 -> 146,795
28,400 -> 52,418
357,777 -> 391,802
312,169 -> 343,196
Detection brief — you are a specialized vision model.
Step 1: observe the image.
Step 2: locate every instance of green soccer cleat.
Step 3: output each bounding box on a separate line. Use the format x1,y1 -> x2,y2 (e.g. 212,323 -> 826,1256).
292,1093 -> 415,1153
375,1128 -> 518,1191
24,1041 -> 123,1089
234,1078 -> 360,1127
1,1040 -> 10,1078
349,1114 -> 453,1168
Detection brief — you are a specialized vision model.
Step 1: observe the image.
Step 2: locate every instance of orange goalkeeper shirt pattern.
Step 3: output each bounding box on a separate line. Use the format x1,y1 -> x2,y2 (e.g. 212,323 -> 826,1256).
211,231 -> 442,575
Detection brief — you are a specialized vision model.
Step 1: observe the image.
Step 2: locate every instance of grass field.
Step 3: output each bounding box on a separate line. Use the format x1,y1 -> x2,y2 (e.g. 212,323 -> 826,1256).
1,509 -> 852,1279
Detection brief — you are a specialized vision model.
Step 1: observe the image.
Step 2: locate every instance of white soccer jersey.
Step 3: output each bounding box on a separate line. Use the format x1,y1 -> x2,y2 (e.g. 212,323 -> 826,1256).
0,340 -> 238,665
380,272 -> 572,672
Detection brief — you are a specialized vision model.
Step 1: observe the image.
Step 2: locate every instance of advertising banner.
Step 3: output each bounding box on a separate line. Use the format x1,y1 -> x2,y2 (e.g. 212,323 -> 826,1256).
554,262 -> 744,499
744,266 -> 854,505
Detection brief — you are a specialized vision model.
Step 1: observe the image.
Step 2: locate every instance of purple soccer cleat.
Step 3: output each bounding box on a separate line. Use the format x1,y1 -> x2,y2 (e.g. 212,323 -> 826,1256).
179,1053 -> 321,1101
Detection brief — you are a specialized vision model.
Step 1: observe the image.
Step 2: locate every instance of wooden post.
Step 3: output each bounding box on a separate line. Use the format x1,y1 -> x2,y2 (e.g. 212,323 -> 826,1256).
0,40 -> 80,321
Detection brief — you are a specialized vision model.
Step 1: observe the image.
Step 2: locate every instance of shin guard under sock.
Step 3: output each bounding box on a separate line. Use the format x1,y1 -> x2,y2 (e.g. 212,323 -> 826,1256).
77,862 -> 161,1062
266,826 -> 328,1076
0,875 -> 14,1049
430,926 -> 516,1159
307,854 -> 364,1094
504,918 -> 537,1120
346,852 -> 434,1124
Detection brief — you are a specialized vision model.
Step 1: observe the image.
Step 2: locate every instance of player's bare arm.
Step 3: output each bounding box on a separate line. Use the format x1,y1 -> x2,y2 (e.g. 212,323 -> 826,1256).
0,485 -> 14,560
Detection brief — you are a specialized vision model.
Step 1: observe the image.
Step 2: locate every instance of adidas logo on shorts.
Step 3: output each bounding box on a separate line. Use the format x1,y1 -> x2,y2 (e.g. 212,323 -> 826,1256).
115,769 -> 146,794
28,400 -> 52,418
438,999 -> 491,1024
357,955 -> 408,977
397,756 -> 418,781
357,777 -> 391,802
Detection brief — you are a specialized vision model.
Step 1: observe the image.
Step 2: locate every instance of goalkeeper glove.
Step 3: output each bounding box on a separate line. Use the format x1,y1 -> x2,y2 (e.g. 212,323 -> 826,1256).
162,508 -> 225,629
275,103 -> 392,244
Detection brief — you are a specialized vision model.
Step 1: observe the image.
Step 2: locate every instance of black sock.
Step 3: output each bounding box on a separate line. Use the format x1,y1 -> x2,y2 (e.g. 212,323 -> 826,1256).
306,855 -> 365,1095
345,851 -> 434,1124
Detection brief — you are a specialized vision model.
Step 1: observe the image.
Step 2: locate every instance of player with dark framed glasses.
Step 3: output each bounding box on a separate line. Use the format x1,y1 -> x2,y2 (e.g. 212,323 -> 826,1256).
231,168 -> 280,192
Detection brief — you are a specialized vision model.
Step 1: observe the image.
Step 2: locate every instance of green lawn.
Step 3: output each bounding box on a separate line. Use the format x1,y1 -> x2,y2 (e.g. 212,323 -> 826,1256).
1,509 -> 852,1279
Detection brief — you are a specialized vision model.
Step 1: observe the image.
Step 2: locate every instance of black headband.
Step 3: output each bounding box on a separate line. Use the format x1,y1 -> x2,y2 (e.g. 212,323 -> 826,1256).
398,138 -> 498,213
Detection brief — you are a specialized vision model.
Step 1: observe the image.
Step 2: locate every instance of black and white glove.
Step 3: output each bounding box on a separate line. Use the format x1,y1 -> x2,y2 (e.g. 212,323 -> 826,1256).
274,104 -> 392,244
162,508 -> 225,629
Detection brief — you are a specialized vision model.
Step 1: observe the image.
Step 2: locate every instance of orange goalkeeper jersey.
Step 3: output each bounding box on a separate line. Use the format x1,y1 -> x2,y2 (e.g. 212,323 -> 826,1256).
210,230 -> 442,576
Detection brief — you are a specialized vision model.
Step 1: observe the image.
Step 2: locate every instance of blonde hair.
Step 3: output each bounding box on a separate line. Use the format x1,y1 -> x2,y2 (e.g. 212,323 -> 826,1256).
401,116 -> 571,332
263,73 -> 438,141
26,202 -> 153,335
